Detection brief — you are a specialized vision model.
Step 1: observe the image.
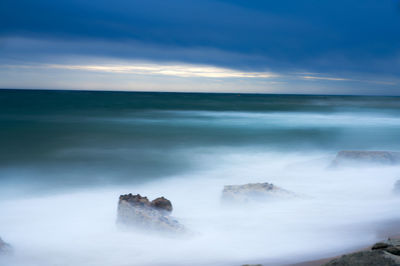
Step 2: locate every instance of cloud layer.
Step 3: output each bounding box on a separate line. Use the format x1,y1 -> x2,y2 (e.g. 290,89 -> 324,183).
0,0 -> 400,94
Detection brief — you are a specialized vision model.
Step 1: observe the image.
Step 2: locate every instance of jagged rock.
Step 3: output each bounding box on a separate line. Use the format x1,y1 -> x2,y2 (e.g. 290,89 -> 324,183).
331,151 -> 400,167
117,193 -> 185,234
323,250 -> 400,266
222,182 -> 297,203
0,237 -> 12,254
394,180 -> 400,195
151,197 -> 173,213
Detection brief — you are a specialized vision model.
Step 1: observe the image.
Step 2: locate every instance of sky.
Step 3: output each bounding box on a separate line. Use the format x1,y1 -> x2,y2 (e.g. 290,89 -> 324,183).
0,0 -> 400,95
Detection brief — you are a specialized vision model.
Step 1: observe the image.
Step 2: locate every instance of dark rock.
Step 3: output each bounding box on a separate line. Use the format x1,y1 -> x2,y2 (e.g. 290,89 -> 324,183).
151,197 -> 173,213
386,246 -> 400,256
0,237 -> 12,254
323,250 -> 400,266
119,193 -> 151,207
222,182 -> 298,203
117,193 -> 185,234
331,151 -> 400,167
372,242 -> 390,250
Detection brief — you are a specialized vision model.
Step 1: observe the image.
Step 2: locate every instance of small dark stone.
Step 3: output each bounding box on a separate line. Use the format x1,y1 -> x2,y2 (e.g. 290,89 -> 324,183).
372,242 -> 390,250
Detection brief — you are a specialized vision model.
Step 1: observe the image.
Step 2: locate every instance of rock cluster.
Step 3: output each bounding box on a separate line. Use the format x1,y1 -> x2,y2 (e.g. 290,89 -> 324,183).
372,239 -> 400,256
323,250 -> 399,266
117,194 -> 185,234
331,150 -> 400,167
222,182 -> 297,203
0,237 -> 11,254
323,239 -> 400,266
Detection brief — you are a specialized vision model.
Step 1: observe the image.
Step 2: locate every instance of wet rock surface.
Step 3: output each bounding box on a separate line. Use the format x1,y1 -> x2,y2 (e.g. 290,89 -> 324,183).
331,151 -> 400,167
222,182 -> 297,203
117,193 -> 185,234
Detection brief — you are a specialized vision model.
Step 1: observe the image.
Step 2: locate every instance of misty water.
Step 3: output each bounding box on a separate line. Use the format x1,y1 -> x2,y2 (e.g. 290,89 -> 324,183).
1,90 -> 400,265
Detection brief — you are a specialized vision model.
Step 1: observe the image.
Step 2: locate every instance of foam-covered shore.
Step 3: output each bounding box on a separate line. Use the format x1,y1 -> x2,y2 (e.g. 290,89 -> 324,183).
1,153 -> 400,266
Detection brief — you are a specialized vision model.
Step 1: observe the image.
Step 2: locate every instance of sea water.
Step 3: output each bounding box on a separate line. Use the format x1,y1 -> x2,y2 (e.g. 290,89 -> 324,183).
0,90 -> 400,265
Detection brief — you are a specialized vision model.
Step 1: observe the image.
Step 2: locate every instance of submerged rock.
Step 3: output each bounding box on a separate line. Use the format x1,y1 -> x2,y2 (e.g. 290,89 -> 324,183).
0,237 -> 12,254
394,180 -> 400,195
222,182 -> 297,204
117,193 -> 185,234
331,151 -> 400,167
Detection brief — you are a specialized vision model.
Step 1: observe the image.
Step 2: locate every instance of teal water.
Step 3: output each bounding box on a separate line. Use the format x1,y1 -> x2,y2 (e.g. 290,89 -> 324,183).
1,89 -> 400,266
1,89 -> 400,192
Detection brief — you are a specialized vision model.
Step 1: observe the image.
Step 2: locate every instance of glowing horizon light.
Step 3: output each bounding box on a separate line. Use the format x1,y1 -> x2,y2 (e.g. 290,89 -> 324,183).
303,76 -> 349,81
44,63 -> 278,79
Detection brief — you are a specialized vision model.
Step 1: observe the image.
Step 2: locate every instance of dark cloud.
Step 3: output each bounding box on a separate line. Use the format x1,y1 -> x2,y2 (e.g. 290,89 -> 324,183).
0,0 -> 400,77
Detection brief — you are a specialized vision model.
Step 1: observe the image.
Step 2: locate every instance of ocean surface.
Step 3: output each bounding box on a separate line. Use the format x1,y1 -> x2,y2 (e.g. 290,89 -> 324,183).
1,89 -> 400,265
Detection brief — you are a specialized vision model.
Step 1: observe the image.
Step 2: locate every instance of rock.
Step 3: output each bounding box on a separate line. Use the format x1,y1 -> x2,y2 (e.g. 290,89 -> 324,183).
323,250 -> 400,266
331,151 -> 400,167
151,197 -> 173,213
394,180 -> 400,195
370,239 -> 400,256
117,193 -> 185,234
119,193 -> 151,207
372,242 -> 390,250
323,238 -> 400,265
222,182 -> 297,204
0,237 -> 12,254
387,246 -> 400,256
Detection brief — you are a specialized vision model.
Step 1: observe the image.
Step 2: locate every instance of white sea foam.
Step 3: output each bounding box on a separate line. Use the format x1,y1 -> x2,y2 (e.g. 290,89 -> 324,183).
112,110 -> 400,128
1,150 -> 400,266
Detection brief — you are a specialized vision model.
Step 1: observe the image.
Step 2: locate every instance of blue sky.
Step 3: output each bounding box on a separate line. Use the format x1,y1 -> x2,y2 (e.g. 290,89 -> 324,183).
1,0 -> 400,94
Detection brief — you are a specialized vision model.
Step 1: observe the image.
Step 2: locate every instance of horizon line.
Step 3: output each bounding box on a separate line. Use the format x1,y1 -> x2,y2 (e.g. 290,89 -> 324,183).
1,87 -> 400,98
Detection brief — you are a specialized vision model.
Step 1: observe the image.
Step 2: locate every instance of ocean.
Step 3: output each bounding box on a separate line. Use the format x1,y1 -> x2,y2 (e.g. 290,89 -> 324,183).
1,89 -> 400,265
